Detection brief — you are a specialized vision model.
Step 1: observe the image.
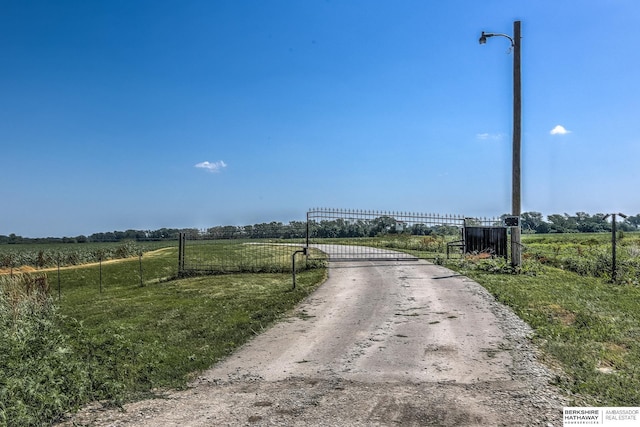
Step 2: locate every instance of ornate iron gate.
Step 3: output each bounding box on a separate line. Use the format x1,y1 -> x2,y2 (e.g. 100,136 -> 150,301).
306,208 -> 488,261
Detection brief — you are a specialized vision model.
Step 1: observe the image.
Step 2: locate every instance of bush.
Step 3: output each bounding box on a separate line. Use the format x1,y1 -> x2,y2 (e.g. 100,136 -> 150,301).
0,275 -> 89,425
0,274 -> 157,426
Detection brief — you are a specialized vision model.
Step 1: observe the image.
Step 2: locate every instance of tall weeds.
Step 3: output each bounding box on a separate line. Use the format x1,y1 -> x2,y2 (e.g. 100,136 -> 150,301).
1,274 -> 81,425
0,274 -> 154,426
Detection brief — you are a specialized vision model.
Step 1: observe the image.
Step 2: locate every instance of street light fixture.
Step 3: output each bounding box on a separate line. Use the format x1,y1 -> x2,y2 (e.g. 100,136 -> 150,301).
479,31 -> 514,48
479,21 -> 522,268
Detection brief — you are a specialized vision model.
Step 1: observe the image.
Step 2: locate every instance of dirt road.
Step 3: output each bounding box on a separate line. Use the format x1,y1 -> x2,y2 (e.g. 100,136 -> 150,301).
64,248 -> 567,426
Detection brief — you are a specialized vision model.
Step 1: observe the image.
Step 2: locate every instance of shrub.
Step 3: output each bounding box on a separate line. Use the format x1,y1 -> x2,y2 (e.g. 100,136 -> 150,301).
0,274 -> 157,426
0,275 -> 89,426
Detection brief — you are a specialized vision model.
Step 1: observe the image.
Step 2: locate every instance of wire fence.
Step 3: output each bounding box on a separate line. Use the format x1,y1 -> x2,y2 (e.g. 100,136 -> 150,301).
178,239 -> 315,275
177,222 -> 318,276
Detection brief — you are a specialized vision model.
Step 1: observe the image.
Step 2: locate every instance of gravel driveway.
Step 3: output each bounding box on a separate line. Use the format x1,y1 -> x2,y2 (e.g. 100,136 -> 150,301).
63,246 -> 568,426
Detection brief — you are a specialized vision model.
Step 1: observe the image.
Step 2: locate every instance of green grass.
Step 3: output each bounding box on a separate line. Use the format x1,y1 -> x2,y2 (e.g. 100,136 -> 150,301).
448,258 -> 640,406
1,243 -> 326,426
520,233 -> 640,284
56,244 -> 326,390
60,269 -> 326,388
49,247 -> 179,297
182,240 -> 323,274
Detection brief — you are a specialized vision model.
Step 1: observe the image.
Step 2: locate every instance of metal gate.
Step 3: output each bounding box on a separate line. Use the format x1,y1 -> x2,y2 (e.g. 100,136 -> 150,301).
464,226 -> 508,258
306,208 -> 496,261
176,208 -> 504,276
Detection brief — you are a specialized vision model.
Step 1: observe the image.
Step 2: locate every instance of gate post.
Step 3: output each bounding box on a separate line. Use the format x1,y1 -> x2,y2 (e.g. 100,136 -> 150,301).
292,248 -> 307,290
306,211 -> 310,249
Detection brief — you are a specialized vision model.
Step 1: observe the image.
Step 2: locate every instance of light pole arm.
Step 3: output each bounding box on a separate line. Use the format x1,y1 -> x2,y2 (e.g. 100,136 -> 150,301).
479,31 -> 514,47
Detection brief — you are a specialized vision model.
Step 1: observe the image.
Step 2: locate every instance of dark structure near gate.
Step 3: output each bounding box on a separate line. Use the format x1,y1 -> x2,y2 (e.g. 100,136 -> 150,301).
463,226 -> 508,258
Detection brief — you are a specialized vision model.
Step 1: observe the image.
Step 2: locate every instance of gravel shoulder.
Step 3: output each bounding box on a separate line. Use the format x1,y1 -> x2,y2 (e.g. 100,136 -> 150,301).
61,256 -> 569,426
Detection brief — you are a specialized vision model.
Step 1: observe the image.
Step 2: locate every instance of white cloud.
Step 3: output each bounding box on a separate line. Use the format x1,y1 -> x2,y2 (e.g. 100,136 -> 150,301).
195,160 -> 227,173
476,132 -> 504,141
550,125 -> 571,135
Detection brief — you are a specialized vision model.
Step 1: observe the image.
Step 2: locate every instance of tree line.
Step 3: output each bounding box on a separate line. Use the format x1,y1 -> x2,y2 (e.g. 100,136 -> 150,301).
520,212 -> 640,234
2,212 -> 639,245
0,228 -> 187,245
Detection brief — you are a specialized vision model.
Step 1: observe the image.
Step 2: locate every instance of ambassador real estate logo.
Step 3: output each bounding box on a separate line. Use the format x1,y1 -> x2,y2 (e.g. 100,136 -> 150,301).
563,407 -> 639,425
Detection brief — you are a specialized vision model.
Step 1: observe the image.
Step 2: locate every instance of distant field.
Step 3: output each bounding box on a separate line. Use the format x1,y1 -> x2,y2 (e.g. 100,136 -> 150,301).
0,241 -> 176,272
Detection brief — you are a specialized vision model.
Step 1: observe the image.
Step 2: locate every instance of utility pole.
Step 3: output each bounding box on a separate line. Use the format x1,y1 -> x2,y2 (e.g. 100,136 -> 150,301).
479,20 -> 522,268
512,20 -> 522,268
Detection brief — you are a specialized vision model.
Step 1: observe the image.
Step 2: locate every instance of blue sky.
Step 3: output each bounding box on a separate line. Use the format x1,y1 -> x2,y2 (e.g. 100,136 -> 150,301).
1,0 -> 639,237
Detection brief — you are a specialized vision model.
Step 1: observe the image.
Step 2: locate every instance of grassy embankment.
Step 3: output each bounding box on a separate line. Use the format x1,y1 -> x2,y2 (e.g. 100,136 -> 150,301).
0,243 -> 326,426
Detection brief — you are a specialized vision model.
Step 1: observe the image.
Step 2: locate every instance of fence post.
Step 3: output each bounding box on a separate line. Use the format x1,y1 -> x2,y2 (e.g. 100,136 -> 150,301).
306,211 -> 310,249
57,254 -> 61,300
292,251 -> 296,290
99,256 -> 103,293
178,232 -> 186,274
139,251 -> 144,287
291,248 -> 307,290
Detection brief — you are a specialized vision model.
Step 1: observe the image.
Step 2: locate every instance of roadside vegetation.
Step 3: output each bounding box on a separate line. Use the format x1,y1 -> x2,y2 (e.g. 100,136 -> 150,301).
445,232 -> 640,407
0,244 -> 326,427
521,232 -> 640,284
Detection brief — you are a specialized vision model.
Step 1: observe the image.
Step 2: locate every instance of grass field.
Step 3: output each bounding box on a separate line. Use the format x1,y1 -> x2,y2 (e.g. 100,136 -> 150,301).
2,233 -> 640,425
521,232 -> 640,283
181,239 -> 324,274
0,242 -> 326,426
